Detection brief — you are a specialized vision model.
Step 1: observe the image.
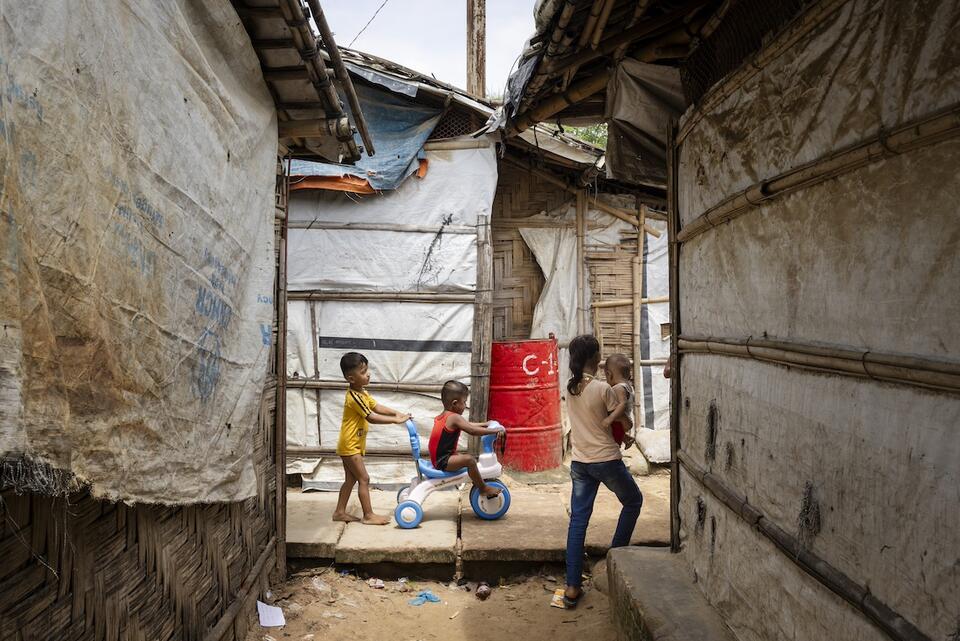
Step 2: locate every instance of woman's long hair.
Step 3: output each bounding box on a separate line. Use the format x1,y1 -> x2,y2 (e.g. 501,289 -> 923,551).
567,334 -> 600,396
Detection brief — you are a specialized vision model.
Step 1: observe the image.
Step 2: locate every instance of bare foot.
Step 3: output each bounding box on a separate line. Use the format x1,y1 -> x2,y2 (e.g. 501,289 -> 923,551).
332,511 -> 360,523
361,513 -> 391,525
480,484 -> 503,499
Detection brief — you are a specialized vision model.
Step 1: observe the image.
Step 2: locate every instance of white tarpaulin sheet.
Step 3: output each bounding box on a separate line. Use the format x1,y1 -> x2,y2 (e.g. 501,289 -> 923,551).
288,229 -> 477,293
676,1 -> 960,638
0,1 -> 277,503
517,196 -> 671,450
313,300 -> 473,383
285,145 -> 498,464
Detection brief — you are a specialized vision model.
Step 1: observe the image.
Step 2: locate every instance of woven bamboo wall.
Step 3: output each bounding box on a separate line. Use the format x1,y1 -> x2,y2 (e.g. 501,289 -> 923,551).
0,160 -> 287,641
589,230 -> 639,362
491,162 -> 569,340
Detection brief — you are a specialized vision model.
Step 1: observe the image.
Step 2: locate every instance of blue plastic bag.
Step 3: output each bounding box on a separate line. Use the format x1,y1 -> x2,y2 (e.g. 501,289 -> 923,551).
408,589 -> 442,606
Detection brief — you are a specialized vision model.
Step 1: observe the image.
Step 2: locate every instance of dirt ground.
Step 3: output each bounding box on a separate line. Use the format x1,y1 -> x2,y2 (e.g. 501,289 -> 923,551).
246,567 -> 614,641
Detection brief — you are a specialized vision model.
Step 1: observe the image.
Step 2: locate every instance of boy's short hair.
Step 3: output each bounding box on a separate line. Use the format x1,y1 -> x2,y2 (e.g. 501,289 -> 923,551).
340,352 -> 368,377
606,353 -> 632,379
441,380 -> 469,407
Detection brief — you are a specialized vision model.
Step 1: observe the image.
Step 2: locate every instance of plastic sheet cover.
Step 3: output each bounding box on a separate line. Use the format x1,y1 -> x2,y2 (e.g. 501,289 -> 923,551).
0,1 -> 277,503
517,196 -> 671,449
605,59 -> 686,187
290,82 -> 442,191
285,146 -> 498,463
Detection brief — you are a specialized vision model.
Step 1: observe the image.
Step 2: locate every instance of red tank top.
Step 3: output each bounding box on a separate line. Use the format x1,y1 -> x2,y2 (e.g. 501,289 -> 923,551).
429,411 -> 461,465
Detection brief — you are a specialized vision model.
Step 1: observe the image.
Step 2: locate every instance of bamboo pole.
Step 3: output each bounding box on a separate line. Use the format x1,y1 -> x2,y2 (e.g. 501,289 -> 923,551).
533,0 -> 708,99
273,0 -> 346,134
502,156 -> 664,233
274,157 -> 290,576
277,117 -> 350,138
590,0 -> 617,49
576,190 -> 587,334
286,380 -> 444,393
203,536 -> 277,641
678,335 -> 960,393
667,123 -> 682,553
469,214 -> 494,455
307,0 -> 376,155
676,452 -> 931,641
677,103 -> 960,244
578,0 -> 606,48
287,221 -> 476,234
422,138 -> 492,151
592,295 -> 669,309
287,446 -> 413,457
510,70 -> 611,135
288,291 -> 475,303
632,202 -> 646,428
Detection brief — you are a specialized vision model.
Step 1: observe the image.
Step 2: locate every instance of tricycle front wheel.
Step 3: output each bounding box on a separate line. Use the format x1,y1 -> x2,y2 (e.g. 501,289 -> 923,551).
470,481 -> 510,520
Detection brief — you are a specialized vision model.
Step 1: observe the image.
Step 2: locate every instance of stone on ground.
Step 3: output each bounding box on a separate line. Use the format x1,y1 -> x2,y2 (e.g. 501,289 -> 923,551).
608,547 -> 736,641
335,489 -> 459,564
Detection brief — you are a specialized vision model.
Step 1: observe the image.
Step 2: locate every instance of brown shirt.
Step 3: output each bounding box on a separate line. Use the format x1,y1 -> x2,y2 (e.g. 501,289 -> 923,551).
567,375 -> 621,463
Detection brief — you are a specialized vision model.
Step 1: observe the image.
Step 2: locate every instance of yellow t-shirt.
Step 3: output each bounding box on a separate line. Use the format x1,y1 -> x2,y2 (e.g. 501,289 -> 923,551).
336,388 -> 377,456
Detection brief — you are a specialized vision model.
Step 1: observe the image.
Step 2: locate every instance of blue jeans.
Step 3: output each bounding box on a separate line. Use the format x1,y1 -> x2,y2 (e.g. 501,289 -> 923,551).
565,459 -> 643,588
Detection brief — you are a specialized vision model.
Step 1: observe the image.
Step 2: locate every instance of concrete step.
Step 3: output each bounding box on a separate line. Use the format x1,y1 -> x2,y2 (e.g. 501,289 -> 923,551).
286,475 -> 672,570
608,547 -> 736,641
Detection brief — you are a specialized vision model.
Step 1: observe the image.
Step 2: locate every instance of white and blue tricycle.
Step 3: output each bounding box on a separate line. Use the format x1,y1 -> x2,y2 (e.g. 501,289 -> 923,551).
394,419 -> 511,529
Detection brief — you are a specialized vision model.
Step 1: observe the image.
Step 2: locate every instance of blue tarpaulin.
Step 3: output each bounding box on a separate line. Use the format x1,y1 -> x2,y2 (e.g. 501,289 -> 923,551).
290,82 -> 443,191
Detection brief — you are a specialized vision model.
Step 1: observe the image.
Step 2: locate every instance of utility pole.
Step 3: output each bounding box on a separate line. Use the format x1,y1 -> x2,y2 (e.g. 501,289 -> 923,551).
466,0 -> 486,98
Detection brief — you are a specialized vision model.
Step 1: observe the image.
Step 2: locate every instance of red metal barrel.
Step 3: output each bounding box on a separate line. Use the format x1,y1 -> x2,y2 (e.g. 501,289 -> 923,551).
488,337 -> 562,471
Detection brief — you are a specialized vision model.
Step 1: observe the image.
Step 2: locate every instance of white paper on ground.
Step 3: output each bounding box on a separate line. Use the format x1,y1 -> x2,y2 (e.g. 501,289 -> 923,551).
257,601 -> 285,627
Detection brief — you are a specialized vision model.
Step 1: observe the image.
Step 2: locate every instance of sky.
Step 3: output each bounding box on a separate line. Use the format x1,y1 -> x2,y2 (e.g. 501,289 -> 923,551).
323,0 -> 536,99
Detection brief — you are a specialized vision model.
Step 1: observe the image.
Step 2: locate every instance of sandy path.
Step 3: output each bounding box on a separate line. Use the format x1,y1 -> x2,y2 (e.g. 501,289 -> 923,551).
247,569 -> 613,641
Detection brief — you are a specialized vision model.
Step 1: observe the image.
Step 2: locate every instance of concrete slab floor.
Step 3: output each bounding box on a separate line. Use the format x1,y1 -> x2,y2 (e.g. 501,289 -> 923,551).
286,471 -> 671,566
558,474 -> 671,553
335,490 -> 459,565
286,491 -> 354,559
460,486 -> 569,562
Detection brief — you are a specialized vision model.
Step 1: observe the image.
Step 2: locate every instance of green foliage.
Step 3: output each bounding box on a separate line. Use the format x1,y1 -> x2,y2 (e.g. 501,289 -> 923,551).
566,123 -> 608,149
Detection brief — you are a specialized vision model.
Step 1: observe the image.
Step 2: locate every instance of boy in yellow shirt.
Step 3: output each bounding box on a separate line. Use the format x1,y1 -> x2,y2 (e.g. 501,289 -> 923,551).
333,352 -> 411,525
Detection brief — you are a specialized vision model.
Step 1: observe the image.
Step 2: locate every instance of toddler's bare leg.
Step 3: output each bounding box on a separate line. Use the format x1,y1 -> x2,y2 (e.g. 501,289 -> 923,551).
332,456 -> 361,522
343,455 -> 390,525
446,454 -> 502,498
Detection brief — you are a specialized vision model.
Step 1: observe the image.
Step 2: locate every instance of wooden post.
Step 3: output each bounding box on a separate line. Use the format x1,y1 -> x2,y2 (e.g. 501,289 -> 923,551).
632,201 -> 646,430
466,0 -> 486,98
576,190 -> 587,334
667,124 -> 681,553
274,157 -> 290,576
470,214 -> 494,455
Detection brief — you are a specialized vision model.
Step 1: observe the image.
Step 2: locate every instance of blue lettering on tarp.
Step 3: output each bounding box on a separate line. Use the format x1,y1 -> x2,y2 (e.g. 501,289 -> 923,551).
260,324 -> 272,346
200,247 -> 239,294
112,220 -> 156,278
192,328 -> 221,402
195,284 -> 233,329
1,208 -> 18,276
257,294 -> 273,304
134,193 -> 164,228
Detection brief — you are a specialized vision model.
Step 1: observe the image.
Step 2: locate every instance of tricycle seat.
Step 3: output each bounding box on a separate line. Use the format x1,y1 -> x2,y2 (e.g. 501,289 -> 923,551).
418,459 -> 466,480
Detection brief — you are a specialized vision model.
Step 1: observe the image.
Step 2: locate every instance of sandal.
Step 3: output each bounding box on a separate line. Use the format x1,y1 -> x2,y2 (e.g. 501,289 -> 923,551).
562,589 -> 583,609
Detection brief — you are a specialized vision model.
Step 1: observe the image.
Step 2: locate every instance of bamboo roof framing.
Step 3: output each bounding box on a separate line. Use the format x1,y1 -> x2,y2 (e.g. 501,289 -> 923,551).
505,0 -> 725,134
232,0 -> 374,162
